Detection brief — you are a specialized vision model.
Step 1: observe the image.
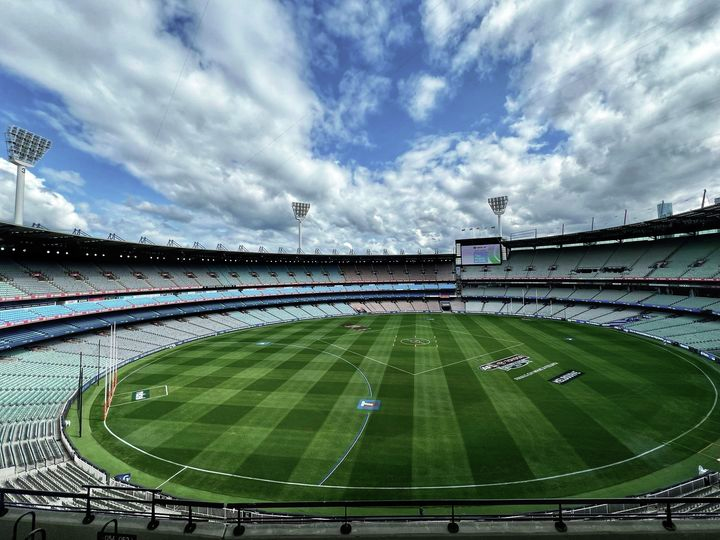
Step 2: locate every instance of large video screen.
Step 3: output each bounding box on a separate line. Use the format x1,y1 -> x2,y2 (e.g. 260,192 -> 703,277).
460,243 -> 503,265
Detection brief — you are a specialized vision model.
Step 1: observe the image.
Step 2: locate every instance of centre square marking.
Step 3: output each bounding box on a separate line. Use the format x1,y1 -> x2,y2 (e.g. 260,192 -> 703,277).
400,337 -> 431,345
357,399 -> 381,411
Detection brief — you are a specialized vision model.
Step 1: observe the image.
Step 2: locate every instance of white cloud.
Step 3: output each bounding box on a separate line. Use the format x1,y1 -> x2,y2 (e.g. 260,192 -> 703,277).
318,69 -> 392,146
134,200 -> 192,224
39,167 -> 86,194
0,0 -> 343,244
399,73 -> 448,121
0,159 -> 87,230
0,0 -> 717,254
414,0 -> 720,234
420,0 -> 489,56
322,0 -> 412,65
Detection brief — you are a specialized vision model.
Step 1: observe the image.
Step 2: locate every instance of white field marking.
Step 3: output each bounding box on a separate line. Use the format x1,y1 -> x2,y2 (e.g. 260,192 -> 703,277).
318,412 -> 371,486
318,340 -> 415,375
113,385 -> 168,399
280,343 -> 375,485
665,440 -> 718,461
321,333 -> 521,377
689,429 -> 720,447
102,341 -> 720,490
110,385 -> 169,408
514,363 -> 558,381
157,466 -> 187,489
414,322 -> 524,345
105,343 -> 374,486
336,321 -> 421,336
116,350 -> 180,387
412,345 -> 521,376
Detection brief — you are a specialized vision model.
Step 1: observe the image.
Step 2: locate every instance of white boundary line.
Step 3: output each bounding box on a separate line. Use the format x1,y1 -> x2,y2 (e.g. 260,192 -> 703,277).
319,412 -> 371,486
102,332 -> 720,490
157,466 -> 187,489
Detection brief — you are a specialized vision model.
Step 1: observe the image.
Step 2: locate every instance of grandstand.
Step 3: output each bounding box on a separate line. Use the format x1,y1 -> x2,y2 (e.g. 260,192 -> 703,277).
1,206 -> 720,536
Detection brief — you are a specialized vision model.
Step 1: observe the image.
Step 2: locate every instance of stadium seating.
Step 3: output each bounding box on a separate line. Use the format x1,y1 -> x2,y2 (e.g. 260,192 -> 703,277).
0,259 -> 456,302
0,282 -> 456,334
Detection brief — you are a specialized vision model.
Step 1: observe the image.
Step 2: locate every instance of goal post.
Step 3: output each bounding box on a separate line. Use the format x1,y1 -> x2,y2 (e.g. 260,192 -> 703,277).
103,323 -> 119,420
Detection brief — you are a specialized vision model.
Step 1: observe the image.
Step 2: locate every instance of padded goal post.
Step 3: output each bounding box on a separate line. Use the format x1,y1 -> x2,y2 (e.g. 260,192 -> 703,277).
103,323 -> 119,420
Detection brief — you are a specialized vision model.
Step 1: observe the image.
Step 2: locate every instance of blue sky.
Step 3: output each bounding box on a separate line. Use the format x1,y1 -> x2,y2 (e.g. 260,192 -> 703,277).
0,0 -> 718,252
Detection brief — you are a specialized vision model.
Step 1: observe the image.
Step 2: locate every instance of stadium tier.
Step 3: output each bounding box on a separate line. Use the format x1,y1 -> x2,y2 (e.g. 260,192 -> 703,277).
459,234 -> 720,282
1,212 -> 720,536
0,258 -> 455,302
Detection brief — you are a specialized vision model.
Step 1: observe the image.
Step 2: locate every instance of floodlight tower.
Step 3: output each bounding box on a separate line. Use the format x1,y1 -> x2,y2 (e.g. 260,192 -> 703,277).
5,126 -> 52,226
488,196 -> 509,238
291,201 -> 310,253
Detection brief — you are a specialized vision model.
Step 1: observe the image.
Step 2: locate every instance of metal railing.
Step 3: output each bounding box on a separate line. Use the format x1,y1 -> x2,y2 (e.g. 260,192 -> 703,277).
3,485 -> 720,536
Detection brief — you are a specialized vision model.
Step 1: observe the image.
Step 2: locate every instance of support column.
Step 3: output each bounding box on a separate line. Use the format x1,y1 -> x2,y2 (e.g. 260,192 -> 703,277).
14,164 -> 26,226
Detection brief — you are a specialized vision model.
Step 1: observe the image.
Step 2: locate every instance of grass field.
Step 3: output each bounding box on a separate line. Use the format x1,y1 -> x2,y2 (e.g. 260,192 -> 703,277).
70,313 -> 720,503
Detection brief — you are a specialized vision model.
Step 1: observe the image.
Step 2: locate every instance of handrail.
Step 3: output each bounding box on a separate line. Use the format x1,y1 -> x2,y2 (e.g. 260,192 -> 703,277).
22,529 -> 45,540
12,510 -> 35,540
3,484 -> 720,535
98,518 -> 118,536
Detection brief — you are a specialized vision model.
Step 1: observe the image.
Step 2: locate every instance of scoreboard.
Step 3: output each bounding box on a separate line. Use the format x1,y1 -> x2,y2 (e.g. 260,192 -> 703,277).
455,237 -> 506,266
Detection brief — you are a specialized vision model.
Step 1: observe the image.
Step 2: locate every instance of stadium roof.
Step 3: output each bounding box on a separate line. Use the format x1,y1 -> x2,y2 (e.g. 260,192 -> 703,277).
0,203 -> 717,263
505,204 -> 720,248
0,222 -> 452,264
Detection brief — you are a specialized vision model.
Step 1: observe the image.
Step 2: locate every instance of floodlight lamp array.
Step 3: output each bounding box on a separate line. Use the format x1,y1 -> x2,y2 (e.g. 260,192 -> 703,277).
6,126 -> 52,167
488,196 -> 509,216
292,201 -> 310,220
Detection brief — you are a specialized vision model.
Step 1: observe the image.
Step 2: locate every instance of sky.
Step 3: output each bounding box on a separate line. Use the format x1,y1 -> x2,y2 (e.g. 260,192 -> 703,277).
0,0 -> 718,254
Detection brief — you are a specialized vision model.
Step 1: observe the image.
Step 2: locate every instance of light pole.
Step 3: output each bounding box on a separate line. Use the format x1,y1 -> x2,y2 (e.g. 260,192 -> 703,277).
291,201 -> 310,253
488,196 -> 509,238
5,126 -> 52,226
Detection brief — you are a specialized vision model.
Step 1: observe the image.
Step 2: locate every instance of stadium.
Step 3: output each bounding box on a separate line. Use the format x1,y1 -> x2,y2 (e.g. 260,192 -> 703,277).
1,1 -> 720,538
1,206 -> 720,537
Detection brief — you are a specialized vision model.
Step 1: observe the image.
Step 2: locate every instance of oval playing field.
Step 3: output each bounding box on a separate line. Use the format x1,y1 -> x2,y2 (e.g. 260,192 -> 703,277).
72,314 -> 720,502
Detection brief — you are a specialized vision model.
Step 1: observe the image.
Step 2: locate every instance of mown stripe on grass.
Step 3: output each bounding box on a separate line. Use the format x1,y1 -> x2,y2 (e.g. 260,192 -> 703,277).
215,315 -> 396,500
498,317 -> 716,445
410,317 -> 475,486
105,320 -> 340,471
341,315 -> 415,489
285,320 -> 386,488
192,324 -> 359,485
475,317 -> 663,470
81,314 -> 720,503
440,315 -> 536,484
308,314 -> 403,493
488,317 -> 663,400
